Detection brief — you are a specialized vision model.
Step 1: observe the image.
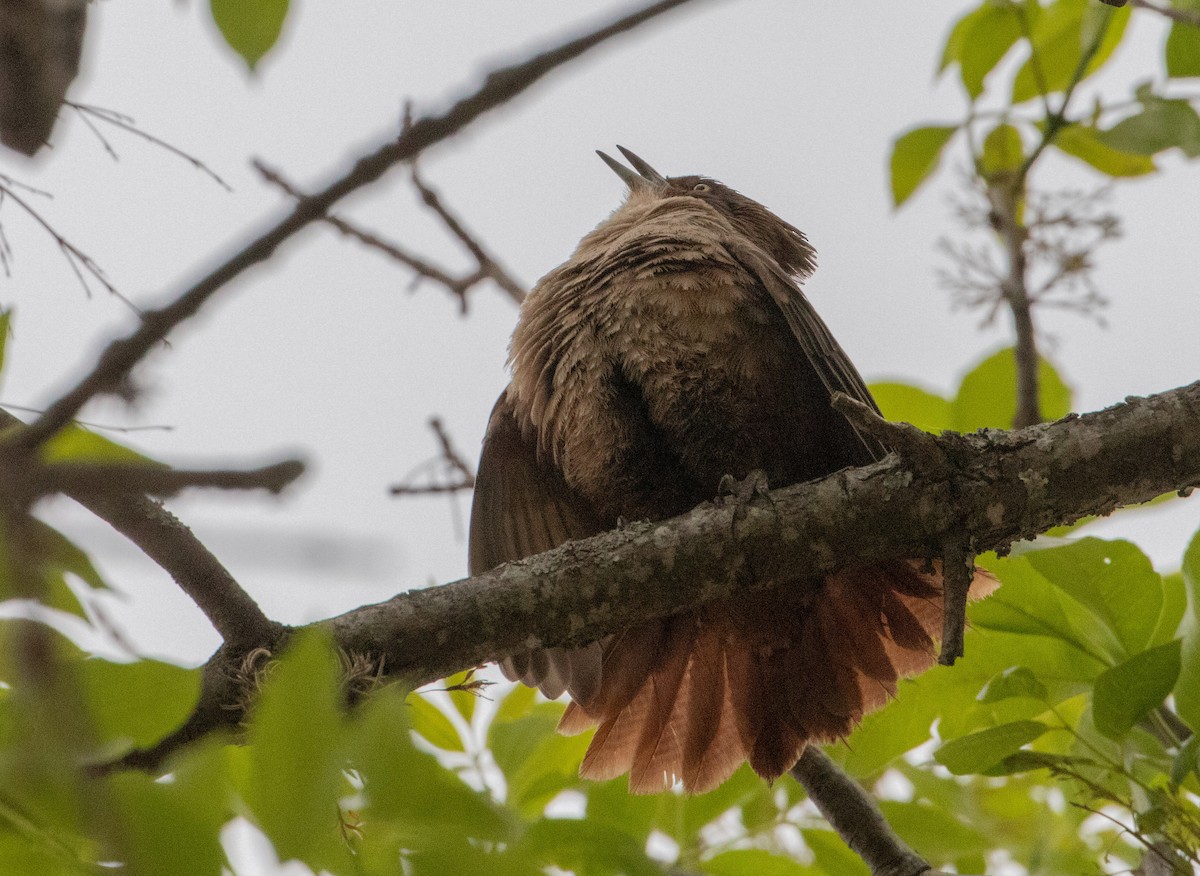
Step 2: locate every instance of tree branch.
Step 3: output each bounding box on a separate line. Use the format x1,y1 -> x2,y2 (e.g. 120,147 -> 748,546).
4,0 -> 705,453
1130,0 -> 1200,27
12,459 -> 304,499
121,379 -> 1200,768
410,166 -> 527,306
790,748 -> 952,876
0,412 -> 278,647
390,417 -> 476,497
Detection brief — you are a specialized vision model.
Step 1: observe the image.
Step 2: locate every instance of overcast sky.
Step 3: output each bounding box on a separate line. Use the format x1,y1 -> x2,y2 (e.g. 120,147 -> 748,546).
2,0 -> 1197,665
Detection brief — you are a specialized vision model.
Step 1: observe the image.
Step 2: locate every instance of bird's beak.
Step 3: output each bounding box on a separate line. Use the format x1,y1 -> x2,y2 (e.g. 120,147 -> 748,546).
596,145 -> 668,190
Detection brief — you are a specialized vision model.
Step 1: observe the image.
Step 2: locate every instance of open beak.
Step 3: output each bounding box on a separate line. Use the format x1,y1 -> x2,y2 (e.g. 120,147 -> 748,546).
596,145 -> 668,190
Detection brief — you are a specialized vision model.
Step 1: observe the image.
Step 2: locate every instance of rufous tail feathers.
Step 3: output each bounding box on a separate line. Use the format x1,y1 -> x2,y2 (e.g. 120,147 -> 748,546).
534,560 -> 998,794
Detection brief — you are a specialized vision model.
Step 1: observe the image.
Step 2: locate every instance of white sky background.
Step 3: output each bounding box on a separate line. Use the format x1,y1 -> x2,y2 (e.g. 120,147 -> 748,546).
1,0 -> 1197,667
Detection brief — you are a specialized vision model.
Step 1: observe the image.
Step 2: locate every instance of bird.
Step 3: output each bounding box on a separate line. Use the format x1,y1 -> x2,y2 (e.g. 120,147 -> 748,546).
468,147 -> 994,795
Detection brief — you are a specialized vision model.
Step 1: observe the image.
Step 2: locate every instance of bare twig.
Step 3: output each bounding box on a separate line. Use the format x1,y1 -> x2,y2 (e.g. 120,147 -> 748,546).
25,458 -> 305,498
259,161 -> 527,310
1130,0 -> 1200,27
324,212 -> 466,292
410,166 -> 527,305
7,0 -> 706,454
0,403 -> 172,433
0,173 -> 133,307
66,102 -> 232,191
390,417 -> 476,497
989,181 -> 1042,428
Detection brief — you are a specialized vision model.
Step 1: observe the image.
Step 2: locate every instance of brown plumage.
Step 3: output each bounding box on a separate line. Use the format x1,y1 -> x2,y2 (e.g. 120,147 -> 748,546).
468,147 -> 995,795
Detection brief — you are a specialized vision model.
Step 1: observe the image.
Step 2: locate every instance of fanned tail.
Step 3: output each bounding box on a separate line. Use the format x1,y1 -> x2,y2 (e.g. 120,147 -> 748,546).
557,560 -> 996,794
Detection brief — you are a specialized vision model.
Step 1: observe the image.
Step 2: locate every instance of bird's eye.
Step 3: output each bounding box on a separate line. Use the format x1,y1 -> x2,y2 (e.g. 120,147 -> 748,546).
693,183 -> 710,192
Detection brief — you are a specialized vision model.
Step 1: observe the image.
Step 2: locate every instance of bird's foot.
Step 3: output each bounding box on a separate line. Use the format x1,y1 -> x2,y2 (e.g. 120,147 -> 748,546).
716,470 -> 775,538
716,469 -> 771,506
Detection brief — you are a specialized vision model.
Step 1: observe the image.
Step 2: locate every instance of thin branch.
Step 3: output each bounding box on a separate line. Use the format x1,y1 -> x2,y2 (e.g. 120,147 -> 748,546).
1130,0 -> 1200,27
390,417 -> 476,497
65,102 -> 232,191
990,181 -> 1042,428
410,166 -> 527,305
982,12 -> 1121,430
790,748 -> 949,876
25,458 -> 305,498
324,211 -> 465,291
0,403 -> 173,433
428,417 -> 475,485
0,174 -> 134,308
258,160 -> 527,310
0,407 -> 278,647
7,0 -> 706,454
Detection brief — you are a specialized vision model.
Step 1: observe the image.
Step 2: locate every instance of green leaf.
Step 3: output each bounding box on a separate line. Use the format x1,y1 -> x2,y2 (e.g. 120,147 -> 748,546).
1099,98 -> 1200,157
351,688 -> 509,843
935,720 -> 1049,775
0,308 -> 11,387
1176,528 -> 1200,729
585,778 -> 661,845
981,123 -> 1025,176
978,666 -> 1048,703
17,519 -> 113,620
952,348 -> 1072,431
1011,0 -> 1130,104
505,727 -> 590,819
870,382 -> 954,433
80,658 -> 201,751
246,629 -> 344,865
1092,640 -> 1182,739
964,558 -> 1113,669
516,818 -> 659,876
960,5 -> 1025,99
489,702 -> 562,781
37,523 -> 108,592
1151,571 -> 1188,648
839,677 -> 944,776
106,740 -> 230,876
494,681 -> 537,723
1053,123 -> 1157,177
989,749 -> 1093,776
939,6 -> 980,74
679,765 -> 766,838
1171,733 -> 1200,787
702,848 -> 817,875
210,0 -> 289,70
407,693 -> 464,752
878,800 -> 990,863
40,424 -> 160,466
890,125 -> 958,207
1167,16 -> 1200,78
1025,538 -> 1162,658
802,829 -> 870,876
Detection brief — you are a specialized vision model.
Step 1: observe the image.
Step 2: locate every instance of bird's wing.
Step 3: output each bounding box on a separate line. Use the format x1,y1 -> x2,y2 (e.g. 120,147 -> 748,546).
468,391 -> 606,704
724,239 -> 889,462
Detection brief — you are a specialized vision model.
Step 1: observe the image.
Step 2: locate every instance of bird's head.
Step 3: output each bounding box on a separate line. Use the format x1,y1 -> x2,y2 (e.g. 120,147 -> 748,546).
597,145 -> 816,279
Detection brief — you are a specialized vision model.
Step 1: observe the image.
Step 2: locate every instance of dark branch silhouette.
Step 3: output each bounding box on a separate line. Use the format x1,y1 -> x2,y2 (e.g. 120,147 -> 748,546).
6,0 -> 706,454
0,408 -> 278,647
